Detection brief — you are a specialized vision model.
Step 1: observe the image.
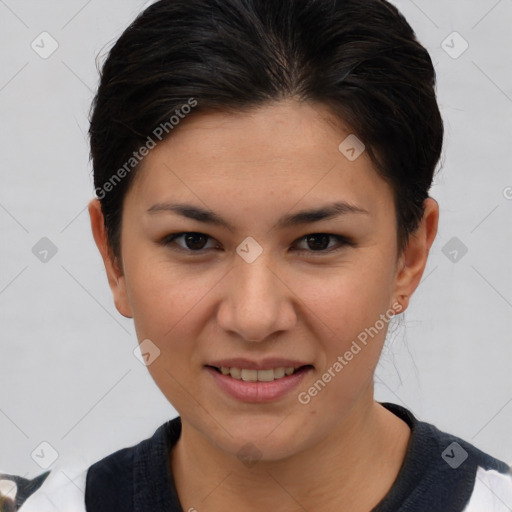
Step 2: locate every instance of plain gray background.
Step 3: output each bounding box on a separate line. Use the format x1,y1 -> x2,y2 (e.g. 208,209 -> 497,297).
1,0 -> 511,477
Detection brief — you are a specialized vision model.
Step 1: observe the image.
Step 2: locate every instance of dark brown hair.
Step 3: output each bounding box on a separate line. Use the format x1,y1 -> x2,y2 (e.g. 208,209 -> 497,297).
89,0 -> 444,261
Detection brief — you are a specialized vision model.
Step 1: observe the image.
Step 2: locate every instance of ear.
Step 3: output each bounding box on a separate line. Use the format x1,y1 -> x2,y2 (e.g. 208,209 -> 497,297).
392,197 -> 439,313
88,199 -> 133,318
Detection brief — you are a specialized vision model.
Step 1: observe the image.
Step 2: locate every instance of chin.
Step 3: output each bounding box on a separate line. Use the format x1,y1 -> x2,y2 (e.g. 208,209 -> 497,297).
210,415 -> 314,463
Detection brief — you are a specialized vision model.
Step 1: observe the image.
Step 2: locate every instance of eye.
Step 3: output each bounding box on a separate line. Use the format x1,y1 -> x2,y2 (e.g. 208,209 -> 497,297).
292,233 -> 351,254
160,232 -> 220,253
160,232 -> 352,255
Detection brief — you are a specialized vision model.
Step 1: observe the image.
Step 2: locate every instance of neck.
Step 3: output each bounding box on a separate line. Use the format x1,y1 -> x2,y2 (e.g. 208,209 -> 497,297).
170,395 -> 411,512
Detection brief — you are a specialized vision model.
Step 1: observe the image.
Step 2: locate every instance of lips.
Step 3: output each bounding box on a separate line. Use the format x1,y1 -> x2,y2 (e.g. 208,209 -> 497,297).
205,358 -> 311,371
205,364 -> 313,402
205,357 -> 312,382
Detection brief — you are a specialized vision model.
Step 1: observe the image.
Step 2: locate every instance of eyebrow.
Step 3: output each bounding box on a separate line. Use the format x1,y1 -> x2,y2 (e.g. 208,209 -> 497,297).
146,201 -> 369,231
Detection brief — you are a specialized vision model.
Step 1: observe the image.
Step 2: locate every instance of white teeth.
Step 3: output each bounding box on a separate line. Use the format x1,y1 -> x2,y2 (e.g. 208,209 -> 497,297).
230,367 -> 242,379
217,366 -> 304,381
256,369 -> 275,382
241,369 -> 258,382
273,367 -> 285,379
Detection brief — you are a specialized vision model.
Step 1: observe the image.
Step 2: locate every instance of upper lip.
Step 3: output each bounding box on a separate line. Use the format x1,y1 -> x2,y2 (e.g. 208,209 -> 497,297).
206,358 -> 312,370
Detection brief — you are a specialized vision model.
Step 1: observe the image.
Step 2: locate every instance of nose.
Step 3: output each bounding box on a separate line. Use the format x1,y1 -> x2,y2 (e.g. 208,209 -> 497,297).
216,254 -> 297,342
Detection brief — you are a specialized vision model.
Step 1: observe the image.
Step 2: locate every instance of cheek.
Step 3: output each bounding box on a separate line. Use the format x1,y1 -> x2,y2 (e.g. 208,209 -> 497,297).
124,259 -> 216,406
290,255 -> 397,398
125,246 -> 396,353
293,257 -> 396,340
296,282 -> 392,415
123,258 -> 212,377
125,254 -> 209,332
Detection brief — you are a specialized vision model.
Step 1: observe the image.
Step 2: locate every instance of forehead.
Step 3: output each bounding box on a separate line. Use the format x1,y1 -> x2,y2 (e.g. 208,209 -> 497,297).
126,100 -> 393,217
145,100 -> 349,171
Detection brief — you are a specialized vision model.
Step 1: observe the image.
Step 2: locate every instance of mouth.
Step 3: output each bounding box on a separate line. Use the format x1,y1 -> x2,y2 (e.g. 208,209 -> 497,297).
206,364 -> 314,382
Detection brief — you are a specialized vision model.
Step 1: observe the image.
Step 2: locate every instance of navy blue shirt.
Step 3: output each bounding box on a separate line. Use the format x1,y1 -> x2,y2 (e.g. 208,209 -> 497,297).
84,403 -> 512,511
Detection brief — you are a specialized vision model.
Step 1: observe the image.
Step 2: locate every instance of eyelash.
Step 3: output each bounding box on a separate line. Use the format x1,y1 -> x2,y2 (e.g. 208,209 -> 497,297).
159,232 -> 353,256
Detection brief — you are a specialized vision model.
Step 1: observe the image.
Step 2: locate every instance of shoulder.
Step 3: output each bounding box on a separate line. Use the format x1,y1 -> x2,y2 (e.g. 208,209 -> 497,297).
463,466 -> 512,511
84,444 -> 136,511
1,463 -> 88,512
453,432 -> 512,511
85,418 -> 181,511
380,402 -> 512,511
0,420 -> 178,512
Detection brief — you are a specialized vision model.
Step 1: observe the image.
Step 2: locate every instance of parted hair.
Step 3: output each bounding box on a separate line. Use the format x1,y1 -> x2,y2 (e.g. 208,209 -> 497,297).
89,0 -> 444,261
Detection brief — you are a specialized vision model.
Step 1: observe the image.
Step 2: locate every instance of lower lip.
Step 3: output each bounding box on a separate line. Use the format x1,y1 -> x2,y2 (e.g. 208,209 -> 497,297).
205,366 -> 312,403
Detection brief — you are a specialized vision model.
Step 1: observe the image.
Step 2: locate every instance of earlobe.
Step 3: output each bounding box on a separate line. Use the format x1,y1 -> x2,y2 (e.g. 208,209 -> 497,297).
392,198 -> 439,313
393,294 -> 409,315
88,199 -> 133,319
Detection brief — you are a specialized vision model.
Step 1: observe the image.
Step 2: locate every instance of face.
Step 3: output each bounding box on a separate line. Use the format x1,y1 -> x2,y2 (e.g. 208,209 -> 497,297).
90,99 -> 437,461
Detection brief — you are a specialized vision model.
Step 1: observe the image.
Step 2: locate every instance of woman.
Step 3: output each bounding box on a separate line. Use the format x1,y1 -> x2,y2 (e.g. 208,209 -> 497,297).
7,0 -> 511,510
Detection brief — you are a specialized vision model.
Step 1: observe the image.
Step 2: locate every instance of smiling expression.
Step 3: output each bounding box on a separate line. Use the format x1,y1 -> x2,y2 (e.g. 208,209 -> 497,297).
90,98 -> 434,461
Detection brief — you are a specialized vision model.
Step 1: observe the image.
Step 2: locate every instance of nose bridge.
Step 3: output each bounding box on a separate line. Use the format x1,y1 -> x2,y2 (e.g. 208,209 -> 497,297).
217,252 -> 296,342
237,255 -> 276,306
